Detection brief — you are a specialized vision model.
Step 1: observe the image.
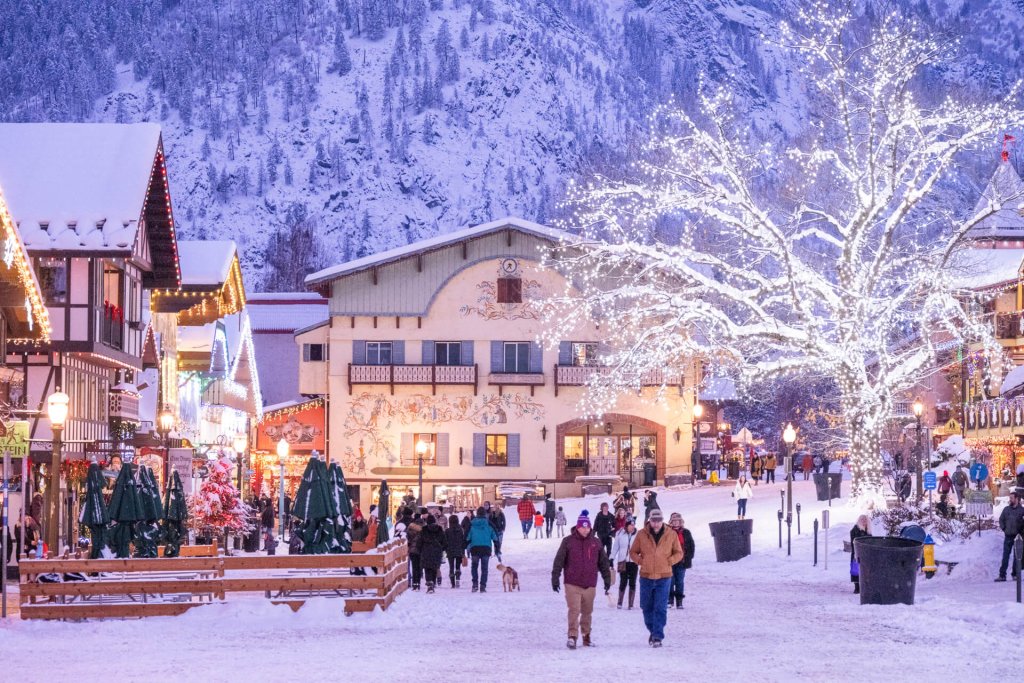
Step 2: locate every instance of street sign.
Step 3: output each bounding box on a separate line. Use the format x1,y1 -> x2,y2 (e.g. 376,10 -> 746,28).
923,471 -> 937,491
0,421 -> 29,457
970,462 -> 989,484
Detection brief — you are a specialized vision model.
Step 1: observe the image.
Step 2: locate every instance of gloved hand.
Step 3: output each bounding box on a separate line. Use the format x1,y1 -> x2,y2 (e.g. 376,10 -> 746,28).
552,581 -> 560,593
604,583 -> 611,594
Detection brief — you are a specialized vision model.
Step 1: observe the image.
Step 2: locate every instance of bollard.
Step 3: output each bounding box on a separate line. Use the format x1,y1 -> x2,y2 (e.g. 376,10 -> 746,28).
786,513 -> 792,557
1016,536 -> 1023,604
777,509 -> 783,549
813,519 -> 819,566
796,503 -> 802,535
822,510 -> 830,571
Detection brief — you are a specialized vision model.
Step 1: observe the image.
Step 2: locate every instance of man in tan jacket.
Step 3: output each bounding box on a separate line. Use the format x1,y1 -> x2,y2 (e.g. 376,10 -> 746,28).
629,509 -> 683,647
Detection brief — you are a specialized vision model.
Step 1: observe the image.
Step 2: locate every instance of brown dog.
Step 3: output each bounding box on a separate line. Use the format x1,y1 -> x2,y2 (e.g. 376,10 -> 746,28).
495,563 -> 520,592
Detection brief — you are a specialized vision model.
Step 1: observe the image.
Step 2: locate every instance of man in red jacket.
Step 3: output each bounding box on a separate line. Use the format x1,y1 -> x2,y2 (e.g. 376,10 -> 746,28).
551,511 -> 612,650
517,494 -> 536,539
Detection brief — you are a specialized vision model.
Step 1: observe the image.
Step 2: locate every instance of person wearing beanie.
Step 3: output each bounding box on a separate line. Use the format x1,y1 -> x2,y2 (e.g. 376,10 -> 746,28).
551,509 -> 612,650
419,513 -> 446,593
465,507 -> 498,592
666,513 -> 695,609
630,507 -> 683,647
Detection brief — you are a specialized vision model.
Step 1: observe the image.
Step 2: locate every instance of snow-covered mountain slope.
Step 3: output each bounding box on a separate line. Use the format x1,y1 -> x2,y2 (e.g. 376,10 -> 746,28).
1,0 -> 1022,289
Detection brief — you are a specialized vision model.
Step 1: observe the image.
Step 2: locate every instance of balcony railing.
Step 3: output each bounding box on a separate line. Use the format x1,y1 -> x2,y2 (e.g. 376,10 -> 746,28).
554,364 -> 684,396
347,363 -> 478,395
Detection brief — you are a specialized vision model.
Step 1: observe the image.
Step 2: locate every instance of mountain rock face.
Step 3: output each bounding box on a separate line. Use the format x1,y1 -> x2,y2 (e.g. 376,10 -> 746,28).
1,0 -> 1021,289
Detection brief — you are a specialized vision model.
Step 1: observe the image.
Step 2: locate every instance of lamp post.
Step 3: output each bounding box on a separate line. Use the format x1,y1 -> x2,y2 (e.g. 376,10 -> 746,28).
45,390 -> 70,556
783,422 -> 797,557
913,398 -> 924,505
234,433 -> 246,492
692,402 -> 704,481
416,439 -> 428,506
276,438 -> 288,540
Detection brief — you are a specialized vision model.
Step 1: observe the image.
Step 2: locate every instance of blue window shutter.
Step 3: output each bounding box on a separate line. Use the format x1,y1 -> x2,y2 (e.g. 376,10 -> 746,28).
353,340 -> 366,364
473,433 -> 486,466
400,433 -> 413,465
422,340 -> 435,365
490,341 -> 503,373
558,341 -> 571,365
436,433 -> 450,466
393,340 -> 405,364
529,342 -> 542,373
508,433 -> 520,467
462,341 -> 474,366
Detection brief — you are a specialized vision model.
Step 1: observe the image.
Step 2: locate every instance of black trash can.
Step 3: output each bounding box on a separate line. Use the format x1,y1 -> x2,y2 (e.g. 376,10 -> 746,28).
643,463 -> 656,487
728,460 -> 740,480
854,536 -> 923,606
828,473 -> 842,499
708,519 -> 753,562
813,474 -> 830,500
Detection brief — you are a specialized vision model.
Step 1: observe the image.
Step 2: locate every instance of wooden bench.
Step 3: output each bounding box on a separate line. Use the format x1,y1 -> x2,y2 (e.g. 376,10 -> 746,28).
158,540 -> 219,558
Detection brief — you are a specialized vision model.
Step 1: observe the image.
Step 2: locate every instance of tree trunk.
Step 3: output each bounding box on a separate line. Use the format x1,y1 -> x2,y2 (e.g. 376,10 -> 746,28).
842,383 -> 889,507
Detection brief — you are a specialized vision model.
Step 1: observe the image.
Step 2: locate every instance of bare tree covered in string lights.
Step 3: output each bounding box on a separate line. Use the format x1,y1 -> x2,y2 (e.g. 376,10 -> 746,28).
546,3 -> 1024,506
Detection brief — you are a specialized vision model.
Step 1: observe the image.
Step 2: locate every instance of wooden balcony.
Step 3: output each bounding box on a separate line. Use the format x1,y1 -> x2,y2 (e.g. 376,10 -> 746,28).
347,363 -> 478,395
487,372 -> 545,396
553,364 -> 684,396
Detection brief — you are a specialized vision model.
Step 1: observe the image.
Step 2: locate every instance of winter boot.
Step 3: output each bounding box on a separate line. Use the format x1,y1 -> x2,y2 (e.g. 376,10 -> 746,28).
617,589 -> 625,609
628,587 -> 636,610
651,639 -> 663,648
426,584 -> 435,594
566,637 -> 577,650
456,577 -> 461,588
674,594 -> 683,609
472,585 -> 479,593
582,634 -> 593,647
450,575 -> 456,588
479,585 -> 486,593
854,584 -> 861,593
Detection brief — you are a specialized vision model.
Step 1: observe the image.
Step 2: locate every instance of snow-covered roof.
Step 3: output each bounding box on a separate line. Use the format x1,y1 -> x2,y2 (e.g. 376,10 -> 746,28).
248,295 -> 329,333
305,216 -> 575,286
0,123 -> 162,251
177,240 -> 237,286
948,247 -> 1024,290
1002,364 -> 1024,398
293,319 -> 329,337
967,163 -> 1024,239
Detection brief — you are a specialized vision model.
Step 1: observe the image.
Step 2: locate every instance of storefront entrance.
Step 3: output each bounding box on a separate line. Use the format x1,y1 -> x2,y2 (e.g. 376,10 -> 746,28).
557,414 -> 666,486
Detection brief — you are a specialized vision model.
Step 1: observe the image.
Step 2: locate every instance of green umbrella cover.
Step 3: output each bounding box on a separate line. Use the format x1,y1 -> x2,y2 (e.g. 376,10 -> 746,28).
375,480 -> 391,545
107,463 -> 142,558
78,462 -> 109,559
161,470 -> 188,558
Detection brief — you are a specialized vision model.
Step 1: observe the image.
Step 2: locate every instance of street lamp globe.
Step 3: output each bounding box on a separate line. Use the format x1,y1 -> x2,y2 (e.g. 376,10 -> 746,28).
912,398 -> 924,418
693,403 -> 704,420
47,390 -> 70,427
158,407 -> 174,438
276,438 -> 289,465
783,423 -> 797,445
416,440 -> 428,456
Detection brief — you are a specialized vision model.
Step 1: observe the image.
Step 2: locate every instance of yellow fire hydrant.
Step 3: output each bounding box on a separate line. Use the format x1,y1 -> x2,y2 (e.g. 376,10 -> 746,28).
922,534 -> 936,579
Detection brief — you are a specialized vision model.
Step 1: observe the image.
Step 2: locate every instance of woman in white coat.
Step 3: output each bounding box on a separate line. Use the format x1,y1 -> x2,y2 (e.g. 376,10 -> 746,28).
733,476 -> 753,520
610,519 -> 639,609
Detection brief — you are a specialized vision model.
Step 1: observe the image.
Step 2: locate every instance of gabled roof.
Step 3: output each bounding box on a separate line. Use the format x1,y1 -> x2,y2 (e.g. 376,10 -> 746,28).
0,123 -> 180,287
247,293 -> 328,333
0,184 -> 49,343
293,319 -> 329,337
177,240 -> 237,287
304,216 -> 575,286
967,163 -> 1024,239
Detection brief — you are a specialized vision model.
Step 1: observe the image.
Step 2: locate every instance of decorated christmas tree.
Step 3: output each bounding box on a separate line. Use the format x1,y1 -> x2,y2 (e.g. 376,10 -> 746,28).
187,458 -> 253,539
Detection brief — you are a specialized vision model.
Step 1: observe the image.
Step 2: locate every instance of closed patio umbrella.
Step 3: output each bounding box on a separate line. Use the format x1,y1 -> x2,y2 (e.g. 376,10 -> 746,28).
375,480 -> 391,545
293,457 -> 337,554
78,462 -> 108,559
134,465 -> 163,558
327,461 -> 353,553
161,470 -> 188,558
106,464 -> 141,558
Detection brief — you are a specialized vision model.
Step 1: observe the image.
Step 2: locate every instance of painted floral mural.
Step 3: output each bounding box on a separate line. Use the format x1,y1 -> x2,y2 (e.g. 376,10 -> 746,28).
459,278 -> 553,321
341,391 -> 545,474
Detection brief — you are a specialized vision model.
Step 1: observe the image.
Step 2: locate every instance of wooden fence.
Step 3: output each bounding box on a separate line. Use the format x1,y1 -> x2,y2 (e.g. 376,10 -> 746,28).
17,540 -> 407,620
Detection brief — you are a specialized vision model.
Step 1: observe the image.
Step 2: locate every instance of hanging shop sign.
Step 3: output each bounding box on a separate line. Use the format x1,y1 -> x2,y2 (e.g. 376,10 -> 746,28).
0,420 -> 29,458
256,399 -> 325,453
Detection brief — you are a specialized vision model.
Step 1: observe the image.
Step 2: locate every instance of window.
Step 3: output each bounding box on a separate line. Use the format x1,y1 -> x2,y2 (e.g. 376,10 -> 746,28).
571,342 -> 599,367
486,434 -> 508,466
405,433 -> 437,465
303,343 -> 327,362
503,342 -> 530,373
496,277 -> 522,304
37,259 -> 67,304
366,341 -> 393,365
435,342 -> 461,366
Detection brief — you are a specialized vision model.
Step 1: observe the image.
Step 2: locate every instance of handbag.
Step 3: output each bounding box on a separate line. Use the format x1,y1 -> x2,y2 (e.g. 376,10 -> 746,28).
850,559 -> 860,578
617,560 -> 627,573
461,556 -> 468,567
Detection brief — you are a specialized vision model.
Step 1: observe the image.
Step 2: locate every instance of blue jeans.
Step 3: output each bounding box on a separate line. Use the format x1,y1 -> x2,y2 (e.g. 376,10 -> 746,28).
521,520 -> 532,536
639,577 -> 671,640
737,498 -> 747,517
670,563 -> 686,601
471,553 -> 490,589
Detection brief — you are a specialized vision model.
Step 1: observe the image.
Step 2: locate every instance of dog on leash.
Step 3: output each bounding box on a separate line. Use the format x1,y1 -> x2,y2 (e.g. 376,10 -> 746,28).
496,563 -> 520,592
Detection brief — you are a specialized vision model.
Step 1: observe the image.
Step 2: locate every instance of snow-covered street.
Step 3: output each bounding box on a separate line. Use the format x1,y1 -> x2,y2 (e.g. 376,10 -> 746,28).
2,479 -> 1016,682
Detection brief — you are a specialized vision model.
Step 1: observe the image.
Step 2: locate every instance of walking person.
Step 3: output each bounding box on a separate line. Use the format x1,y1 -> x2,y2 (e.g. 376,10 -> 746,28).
467,507 -> 497,593
406,512 -> 424,590
488,504 -> 506,562
544,493 -> 557,538
996,491 -> 1024,582
666,514 -> 694,609
613,486 -> 636,516
534,510 -> 545,539
594,502 -> 615,558
611,519 -> 639,609
802,453 -> 813,480
952,465 -> 968,504
732,476 -> 753,520
551,512 -> 612,649
642,489 -> 660,522
555,507 -> 567,537
764,453 -> 777,484
517,494 -> 536,539
613,507 -> 629,533
850,515 -> 870,594
750,454 -> 762,485
444,514 -> 465,588
630,509 -> 683,648
419,514 -> 446,593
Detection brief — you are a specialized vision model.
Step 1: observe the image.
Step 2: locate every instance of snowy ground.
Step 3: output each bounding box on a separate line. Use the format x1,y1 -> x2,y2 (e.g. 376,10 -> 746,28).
2,477 -> 1018,682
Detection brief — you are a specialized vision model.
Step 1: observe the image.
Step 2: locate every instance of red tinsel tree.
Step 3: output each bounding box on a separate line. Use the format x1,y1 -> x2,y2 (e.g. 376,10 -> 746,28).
187,458 -> 253,534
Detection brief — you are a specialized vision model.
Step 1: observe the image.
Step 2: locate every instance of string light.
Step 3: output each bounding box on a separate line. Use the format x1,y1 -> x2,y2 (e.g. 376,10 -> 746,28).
0,185 -> 51,342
